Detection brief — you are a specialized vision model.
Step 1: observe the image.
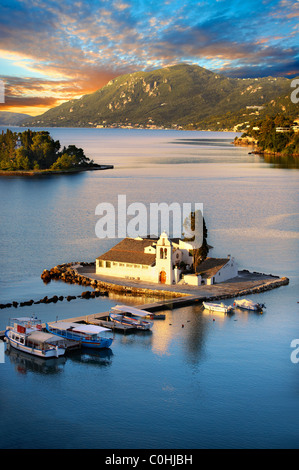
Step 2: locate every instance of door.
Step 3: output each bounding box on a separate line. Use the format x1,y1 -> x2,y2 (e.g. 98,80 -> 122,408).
159,270 -> 166,284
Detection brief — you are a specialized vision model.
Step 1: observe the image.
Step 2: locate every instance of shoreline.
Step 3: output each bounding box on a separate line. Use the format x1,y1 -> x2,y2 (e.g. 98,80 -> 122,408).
41,262 -> 289,302
0,165 -> 114,177
233,137 -> 299,158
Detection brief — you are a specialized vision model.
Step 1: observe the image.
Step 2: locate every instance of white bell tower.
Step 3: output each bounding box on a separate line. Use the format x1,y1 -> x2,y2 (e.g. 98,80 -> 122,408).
155,232 -> 173,285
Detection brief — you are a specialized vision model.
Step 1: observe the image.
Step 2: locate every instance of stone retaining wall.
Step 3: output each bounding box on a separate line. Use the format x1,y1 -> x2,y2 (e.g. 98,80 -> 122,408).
41,263 -> 188,299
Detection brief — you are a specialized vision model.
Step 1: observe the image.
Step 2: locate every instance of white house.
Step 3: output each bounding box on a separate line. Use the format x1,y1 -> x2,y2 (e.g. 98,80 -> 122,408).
95,232 -> 238,286
15,137 -> 22,150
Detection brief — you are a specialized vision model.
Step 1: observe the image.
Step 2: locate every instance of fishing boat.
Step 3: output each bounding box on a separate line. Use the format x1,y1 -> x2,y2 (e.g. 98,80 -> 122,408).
46,321 -> 113,349
202,301 -> 233,313
233,299 -> 265,311
110,305 -> 154,330
4,317 -> 66,358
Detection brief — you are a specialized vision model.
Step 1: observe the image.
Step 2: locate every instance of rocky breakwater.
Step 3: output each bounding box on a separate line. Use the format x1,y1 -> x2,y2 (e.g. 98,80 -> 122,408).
41,262 -> 187,299
0,263 -> 109,310
41,262 -> 109,299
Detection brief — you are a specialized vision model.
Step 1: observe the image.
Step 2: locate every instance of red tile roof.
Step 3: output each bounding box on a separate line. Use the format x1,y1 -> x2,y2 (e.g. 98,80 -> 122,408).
97,238 -> 157,266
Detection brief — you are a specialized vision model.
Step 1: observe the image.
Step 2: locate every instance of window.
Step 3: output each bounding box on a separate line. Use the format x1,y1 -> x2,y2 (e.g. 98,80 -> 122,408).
106,261 -> 111,268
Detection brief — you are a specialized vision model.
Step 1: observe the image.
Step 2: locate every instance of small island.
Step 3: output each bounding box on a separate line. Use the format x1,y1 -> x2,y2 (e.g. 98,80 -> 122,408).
234,114 -> 299,157
0,129 -> 113,175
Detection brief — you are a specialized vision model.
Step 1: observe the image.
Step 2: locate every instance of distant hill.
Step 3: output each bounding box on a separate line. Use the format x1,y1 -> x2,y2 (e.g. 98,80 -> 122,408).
22,64 -> 299,130
0,111 -> 32,126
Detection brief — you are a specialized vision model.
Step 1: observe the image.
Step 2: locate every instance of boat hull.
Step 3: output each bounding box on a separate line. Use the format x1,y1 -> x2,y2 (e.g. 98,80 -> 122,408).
4,331 -> 65,358
80,338 -> 113,349
233,300 -> 263,311
45,325 -> 113,349
203,302 -> 232,313
110,314 -> 152,330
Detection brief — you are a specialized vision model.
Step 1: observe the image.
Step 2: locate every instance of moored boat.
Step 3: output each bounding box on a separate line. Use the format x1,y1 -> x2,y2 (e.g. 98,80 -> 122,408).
233,299 -> 265,311
202,301 -> 233,313
4,317 -> 66,358
110,305 -> 154,330
46,321 -> 113,349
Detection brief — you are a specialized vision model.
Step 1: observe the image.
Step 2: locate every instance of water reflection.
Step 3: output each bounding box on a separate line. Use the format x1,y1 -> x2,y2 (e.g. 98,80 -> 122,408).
117,329 -> 153,348
6,345 -> 66,375
67,348 -> 113,367
261,154 -> 299,169
151,306 -> 211,365
173,138 -> 233,147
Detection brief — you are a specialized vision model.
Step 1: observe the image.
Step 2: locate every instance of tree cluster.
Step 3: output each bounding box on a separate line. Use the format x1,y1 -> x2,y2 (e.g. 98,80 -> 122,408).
183,210 -> 209,272
241,114 -> 299,156
0,129 -> 94,171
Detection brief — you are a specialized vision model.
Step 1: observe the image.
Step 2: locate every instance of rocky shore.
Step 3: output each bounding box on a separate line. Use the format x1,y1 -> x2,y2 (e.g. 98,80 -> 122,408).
233,136 -> 299,158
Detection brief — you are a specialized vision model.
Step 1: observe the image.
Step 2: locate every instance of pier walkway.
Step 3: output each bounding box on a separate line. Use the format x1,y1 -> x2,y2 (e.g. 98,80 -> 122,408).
0,267 -> 289,340
75,266 -> 288,301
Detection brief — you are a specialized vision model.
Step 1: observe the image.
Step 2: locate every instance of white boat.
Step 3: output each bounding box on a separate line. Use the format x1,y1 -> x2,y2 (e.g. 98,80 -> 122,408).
233,299 -> 265,311
202,301 -> 233,313
110,305 -> 154,330
4,317 -> 66,358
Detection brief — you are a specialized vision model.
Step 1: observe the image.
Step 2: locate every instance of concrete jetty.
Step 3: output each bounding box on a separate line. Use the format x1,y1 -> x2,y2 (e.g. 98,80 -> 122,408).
0,264 -> 289,340
40,263 -> 289,302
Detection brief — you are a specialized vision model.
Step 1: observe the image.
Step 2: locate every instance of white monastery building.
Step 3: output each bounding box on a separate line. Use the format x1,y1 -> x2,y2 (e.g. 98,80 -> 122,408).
96,232 -> 238,286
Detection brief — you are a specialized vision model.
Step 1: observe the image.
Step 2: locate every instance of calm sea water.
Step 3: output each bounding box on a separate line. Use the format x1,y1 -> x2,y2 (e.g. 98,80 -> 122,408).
0,127 -> 298,450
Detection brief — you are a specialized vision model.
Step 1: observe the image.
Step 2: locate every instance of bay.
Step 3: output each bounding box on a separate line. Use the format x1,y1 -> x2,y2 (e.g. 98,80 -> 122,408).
0,128 -> 298,449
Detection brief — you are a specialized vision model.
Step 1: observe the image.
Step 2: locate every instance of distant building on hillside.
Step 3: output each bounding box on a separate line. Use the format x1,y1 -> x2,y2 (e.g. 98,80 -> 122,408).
15,136 -> 22,149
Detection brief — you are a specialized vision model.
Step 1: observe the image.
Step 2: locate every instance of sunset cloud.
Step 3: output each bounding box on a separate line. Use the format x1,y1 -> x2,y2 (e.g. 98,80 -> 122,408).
0,0 -> 298,115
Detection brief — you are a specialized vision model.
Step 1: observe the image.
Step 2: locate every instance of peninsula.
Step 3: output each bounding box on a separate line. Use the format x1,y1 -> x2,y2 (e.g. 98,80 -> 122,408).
234,114 -> 299,157
0,129 -> 112,174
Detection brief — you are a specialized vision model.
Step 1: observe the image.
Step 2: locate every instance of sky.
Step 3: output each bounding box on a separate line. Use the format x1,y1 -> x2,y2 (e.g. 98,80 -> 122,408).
0,0 -> 298,116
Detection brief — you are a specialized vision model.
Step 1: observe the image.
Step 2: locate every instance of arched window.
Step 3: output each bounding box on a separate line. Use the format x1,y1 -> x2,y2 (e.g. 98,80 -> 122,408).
164,248 -> 167,259
160,248 -> 164,259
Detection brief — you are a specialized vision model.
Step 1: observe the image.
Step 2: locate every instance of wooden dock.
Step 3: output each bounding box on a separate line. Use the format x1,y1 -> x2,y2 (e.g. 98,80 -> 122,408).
47,312 -> 136,332
0,271 -> 289,341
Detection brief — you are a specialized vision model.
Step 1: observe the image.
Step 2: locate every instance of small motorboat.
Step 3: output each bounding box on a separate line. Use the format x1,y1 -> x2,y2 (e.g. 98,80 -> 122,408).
4,317 -> 66,358
202,301 -> 233,313
110,305 -> 154,330
46,321 -> 113,349
233,299 -> 265,311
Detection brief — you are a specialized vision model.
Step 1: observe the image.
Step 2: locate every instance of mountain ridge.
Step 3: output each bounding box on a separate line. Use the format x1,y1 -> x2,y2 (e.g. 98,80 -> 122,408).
0,111 -> 32,126
22,64 -> 298,130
